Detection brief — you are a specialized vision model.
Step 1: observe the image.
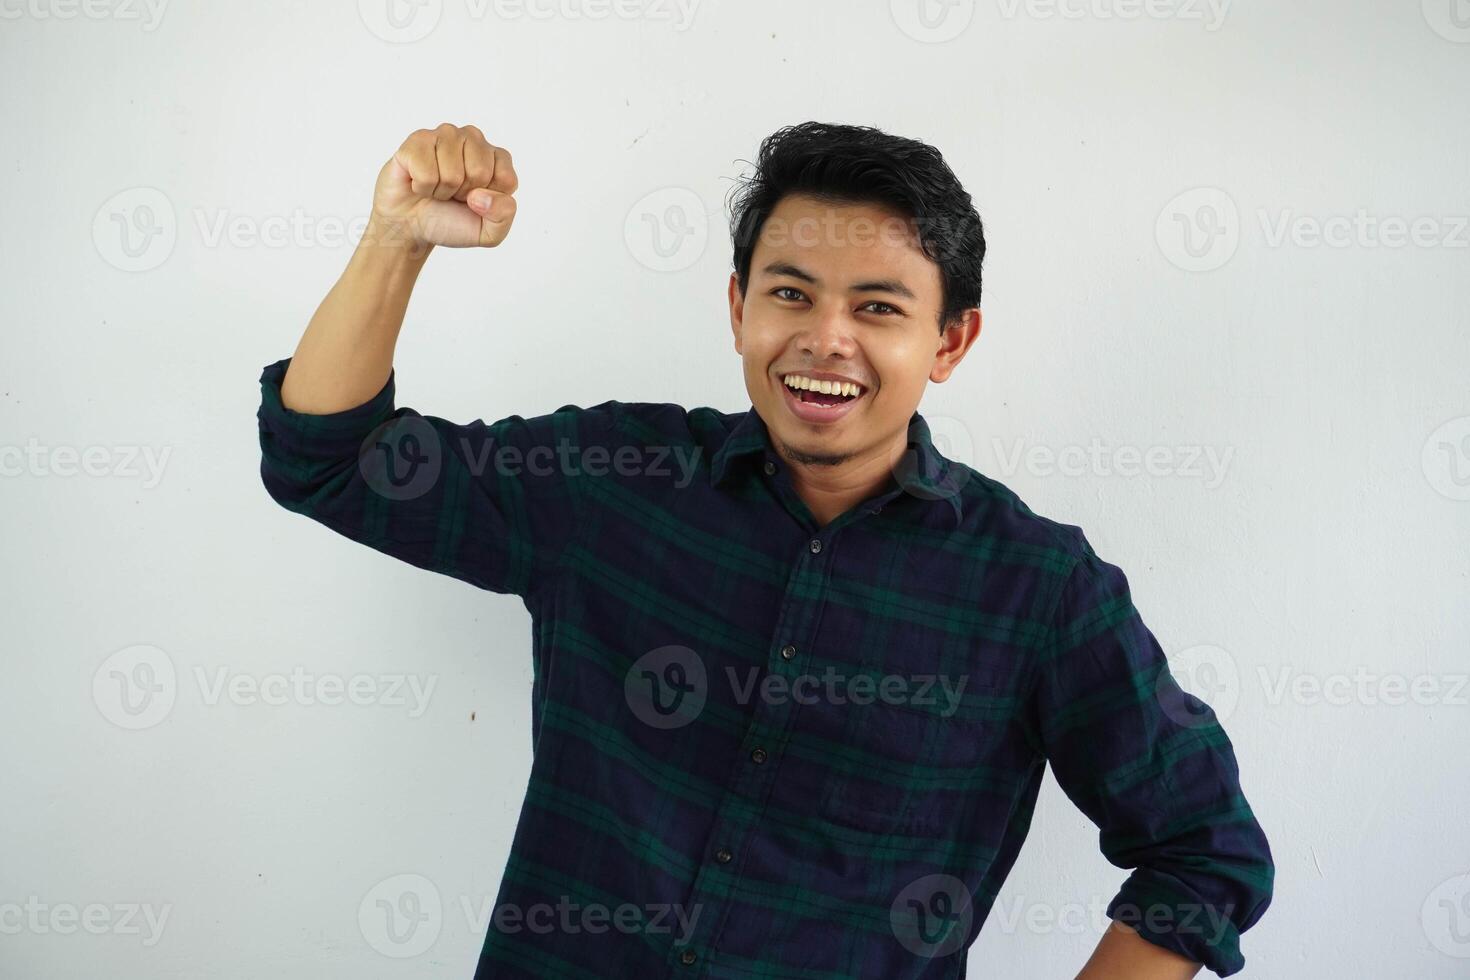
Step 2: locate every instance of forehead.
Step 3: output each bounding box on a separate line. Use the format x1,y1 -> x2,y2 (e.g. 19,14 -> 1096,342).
751,193 -> 941,299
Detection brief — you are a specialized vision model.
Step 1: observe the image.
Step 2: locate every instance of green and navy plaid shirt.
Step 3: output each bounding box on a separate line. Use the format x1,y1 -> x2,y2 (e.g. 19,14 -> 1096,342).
257,356 -> 1273,979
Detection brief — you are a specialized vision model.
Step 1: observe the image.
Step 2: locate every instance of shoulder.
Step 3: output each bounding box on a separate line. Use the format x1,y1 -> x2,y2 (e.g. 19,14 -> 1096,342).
545,399 -> 745,449
946,461 -> 1119,614
952,462 -> 1091,561
584,401 -> 742,436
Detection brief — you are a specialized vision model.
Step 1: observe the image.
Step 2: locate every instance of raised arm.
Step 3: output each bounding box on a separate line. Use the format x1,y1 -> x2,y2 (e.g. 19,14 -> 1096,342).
257,124 -> 614,600
280,122 -> 519,414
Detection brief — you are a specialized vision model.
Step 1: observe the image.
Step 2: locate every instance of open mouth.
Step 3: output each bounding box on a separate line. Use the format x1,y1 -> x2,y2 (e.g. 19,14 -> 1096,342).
779,373 -> 867,420
793,387 -> 858,407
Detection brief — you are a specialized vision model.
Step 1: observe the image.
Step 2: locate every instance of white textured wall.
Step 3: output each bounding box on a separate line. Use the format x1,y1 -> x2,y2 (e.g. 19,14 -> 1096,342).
2,1 -> 1467,976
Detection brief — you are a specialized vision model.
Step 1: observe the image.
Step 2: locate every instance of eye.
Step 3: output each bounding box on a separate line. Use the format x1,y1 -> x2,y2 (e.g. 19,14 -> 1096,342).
863,301 -> 901,316
771,286 -> 806,302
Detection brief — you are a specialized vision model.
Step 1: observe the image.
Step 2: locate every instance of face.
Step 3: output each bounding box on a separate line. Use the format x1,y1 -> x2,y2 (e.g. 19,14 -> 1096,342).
728,193 -> 980,471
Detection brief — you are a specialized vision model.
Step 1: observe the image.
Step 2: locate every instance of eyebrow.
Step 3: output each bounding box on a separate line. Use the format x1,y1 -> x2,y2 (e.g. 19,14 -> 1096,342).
759,262 -> 916,301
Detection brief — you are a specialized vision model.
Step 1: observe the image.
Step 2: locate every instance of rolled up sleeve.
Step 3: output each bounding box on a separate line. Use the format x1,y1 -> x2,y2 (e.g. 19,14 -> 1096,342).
256,356 -> 610,599
1030,534 -> 1274,976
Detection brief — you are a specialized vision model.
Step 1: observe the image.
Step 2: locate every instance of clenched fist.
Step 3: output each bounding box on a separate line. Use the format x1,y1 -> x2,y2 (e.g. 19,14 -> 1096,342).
368,123 -> 519,250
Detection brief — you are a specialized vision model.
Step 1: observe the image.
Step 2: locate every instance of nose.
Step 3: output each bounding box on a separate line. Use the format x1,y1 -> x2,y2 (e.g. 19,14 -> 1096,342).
797,303 -> 857,359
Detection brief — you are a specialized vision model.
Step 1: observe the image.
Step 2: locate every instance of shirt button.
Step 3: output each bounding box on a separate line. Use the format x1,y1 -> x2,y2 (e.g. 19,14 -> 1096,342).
750,746 -> 767,764
763,460 -> 776,475
680,948 -> 697,965
809,538 -> 822,554
780,644 -> 796,661
715,847 -> 733,863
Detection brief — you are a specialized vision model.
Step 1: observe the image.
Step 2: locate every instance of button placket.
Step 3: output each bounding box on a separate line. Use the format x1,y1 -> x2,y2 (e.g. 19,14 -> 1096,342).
667,528 -> 838,975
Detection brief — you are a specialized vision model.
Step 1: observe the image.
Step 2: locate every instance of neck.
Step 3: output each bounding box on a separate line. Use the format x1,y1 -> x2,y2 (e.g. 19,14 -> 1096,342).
776,428 -> 909,528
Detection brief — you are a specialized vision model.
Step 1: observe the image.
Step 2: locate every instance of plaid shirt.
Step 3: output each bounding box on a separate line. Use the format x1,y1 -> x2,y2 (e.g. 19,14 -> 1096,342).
257,356 -> 1273,979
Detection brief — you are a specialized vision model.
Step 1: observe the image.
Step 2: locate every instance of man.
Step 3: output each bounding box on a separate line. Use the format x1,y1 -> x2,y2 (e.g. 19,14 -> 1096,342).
257,120 -> 1273,978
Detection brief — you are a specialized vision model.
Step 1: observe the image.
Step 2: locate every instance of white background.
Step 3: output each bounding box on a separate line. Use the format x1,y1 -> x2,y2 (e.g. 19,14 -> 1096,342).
2,0 -> 1468,977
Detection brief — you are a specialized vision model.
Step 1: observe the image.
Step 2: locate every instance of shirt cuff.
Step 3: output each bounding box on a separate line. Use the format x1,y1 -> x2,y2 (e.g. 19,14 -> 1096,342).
257,357 -> 398,447
1105,871 -> 1247,977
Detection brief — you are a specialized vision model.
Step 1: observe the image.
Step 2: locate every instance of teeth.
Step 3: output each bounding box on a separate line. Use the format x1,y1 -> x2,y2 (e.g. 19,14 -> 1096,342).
782,374 -> 863,398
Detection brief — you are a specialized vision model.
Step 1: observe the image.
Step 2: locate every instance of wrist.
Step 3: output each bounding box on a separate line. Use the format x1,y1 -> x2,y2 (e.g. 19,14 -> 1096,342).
360,215 -> 435,264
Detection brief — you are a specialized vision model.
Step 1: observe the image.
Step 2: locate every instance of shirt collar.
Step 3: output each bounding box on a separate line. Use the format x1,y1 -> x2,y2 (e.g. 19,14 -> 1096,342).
709,406 -> 965,528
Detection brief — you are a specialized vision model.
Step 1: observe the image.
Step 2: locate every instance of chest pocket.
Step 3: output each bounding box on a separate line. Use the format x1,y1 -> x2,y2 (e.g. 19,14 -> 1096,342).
813,682 -> 1009,839
799,631 -> 1029,840
799,577 -> 1031,839
818,699 -> 946,837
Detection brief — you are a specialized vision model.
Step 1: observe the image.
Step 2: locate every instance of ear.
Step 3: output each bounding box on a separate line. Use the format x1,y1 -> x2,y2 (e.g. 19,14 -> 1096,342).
930,308 -> 982,383
728,272 -> 745,355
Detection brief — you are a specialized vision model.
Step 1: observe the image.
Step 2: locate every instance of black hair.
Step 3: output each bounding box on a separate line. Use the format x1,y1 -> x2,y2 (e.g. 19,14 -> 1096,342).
726,121 -> 986,332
